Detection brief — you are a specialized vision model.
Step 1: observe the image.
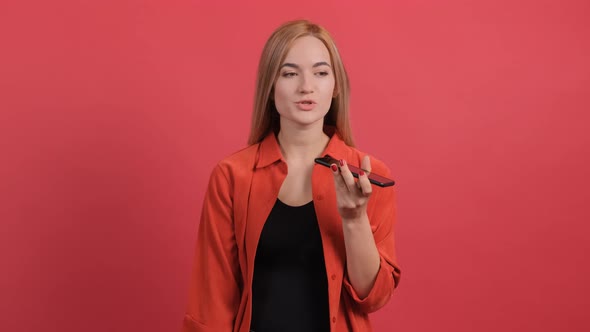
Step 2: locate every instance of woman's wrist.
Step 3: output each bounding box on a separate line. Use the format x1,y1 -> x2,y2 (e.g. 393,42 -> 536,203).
341,211 -> 369,226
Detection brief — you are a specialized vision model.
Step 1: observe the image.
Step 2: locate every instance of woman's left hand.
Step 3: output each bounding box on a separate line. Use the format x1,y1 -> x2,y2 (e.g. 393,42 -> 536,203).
330,155 -> 372,222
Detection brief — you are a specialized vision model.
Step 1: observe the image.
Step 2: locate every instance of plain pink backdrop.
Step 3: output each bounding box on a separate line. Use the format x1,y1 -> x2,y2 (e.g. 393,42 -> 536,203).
1,0 -> 589,331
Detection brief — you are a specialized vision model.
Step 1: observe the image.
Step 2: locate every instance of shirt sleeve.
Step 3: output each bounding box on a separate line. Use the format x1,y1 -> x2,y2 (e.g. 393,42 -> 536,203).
183,164 -> 241,332
342,167 -> 401,313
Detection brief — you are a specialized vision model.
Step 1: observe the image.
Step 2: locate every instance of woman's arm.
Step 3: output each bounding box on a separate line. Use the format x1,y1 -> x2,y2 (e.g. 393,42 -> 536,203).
341,212 -> 381,299
183,164 -> 241,332
332,156 -> 401,313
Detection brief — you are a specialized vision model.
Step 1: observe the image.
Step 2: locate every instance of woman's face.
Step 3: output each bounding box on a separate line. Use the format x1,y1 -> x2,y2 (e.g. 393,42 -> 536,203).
273,36 -> 336,130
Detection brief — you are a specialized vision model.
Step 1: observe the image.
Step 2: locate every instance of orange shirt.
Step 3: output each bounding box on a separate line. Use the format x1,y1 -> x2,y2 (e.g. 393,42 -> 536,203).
183,131 -> 401,332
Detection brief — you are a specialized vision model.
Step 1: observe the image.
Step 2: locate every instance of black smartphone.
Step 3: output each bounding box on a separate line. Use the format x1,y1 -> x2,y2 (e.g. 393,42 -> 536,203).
314,154 -> 395,187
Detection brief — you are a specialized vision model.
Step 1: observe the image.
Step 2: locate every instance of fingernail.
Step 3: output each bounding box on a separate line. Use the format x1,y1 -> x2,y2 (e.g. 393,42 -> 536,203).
330,164 -> 338,172
339,159 -> 344,167
359,170 -> 365,176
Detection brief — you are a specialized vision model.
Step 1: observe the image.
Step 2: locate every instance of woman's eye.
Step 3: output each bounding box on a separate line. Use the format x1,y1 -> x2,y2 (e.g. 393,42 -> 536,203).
316,71 -> 329,76
282,72 -> 297,77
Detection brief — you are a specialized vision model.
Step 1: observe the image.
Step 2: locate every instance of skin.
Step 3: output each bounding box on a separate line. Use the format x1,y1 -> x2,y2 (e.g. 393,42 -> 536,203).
273,36 -> 380,299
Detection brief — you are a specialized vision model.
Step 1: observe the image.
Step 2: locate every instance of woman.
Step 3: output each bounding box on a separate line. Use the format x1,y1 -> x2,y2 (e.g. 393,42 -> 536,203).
183,20 -> 401,332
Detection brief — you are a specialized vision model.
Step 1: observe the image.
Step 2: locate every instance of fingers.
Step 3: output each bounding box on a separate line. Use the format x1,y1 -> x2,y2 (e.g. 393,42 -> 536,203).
332,159 -> 372,196
357,168 -> 372,196
338,159 -> 357,192
361,155 -> 372,175
330,163 -> 349,192
358,155 -> 372,196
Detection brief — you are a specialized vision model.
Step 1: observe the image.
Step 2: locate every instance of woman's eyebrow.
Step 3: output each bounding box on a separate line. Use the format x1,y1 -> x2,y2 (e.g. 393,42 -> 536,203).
313,61 -> 331,68
280,63 -> 299,69
280,61 -> 332,69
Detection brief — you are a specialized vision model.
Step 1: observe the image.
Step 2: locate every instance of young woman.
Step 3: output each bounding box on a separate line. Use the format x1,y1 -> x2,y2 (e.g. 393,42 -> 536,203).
182,20 -> 401,332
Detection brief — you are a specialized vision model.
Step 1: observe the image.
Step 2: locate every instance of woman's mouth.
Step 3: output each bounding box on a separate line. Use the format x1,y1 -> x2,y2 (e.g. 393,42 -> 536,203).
295,100 -> 317,111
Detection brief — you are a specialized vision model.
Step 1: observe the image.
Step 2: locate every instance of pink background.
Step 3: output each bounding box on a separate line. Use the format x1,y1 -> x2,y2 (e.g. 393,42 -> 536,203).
1,0 -> 589,331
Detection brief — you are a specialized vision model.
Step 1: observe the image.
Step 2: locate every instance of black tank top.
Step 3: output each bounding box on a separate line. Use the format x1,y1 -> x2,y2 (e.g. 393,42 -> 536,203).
250,199 -> 330,332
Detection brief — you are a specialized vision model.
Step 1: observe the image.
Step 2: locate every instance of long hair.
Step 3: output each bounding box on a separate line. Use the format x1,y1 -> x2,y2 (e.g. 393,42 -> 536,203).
247,20 -> 354,146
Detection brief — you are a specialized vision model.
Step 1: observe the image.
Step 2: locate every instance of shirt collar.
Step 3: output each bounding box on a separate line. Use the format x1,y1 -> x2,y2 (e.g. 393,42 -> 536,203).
255,127 -> 350,169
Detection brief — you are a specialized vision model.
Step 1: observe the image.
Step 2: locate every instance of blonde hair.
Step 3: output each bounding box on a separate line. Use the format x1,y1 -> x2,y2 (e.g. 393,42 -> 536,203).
247,20 -> 354,146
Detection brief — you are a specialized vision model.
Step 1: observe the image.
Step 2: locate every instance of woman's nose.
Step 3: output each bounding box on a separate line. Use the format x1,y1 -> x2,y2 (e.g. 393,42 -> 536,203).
298,73 -> 314,94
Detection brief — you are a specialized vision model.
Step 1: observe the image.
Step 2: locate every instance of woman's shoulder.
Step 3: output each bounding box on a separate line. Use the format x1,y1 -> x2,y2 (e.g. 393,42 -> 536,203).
328,132 -> 392,176
209,143 -> 260,183
218,143 -> 259,168
344,145 -> 392,177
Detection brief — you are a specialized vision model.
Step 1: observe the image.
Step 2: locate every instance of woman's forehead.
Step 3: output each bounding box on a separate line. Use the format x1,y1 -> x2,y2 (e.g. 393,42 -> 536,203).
282,36 -> 332,66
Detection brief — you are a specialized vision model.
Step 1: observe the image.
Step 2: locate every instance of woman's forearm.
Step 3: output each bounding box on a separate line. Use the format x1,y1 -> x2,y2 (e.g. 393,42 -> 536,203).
341,212 -> 381,299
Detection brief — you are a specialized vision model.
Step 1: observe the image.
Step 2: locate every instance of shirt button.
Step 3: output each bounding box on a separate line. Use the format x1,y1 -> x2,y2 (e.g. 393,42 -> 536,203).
331,274 -> 336,280
332,316 -> 336,323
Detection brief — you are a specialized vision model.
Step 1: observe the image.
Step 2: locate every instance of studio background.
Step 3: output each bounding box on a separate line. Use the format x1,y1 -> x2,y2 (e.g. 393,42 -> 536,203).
1,0 -> 589,331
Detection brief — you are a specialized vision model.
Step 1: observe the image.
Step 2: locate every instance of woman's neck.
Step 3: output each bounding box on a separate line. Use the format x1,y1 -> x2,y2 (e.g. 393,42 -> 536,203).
277,123 -> 330,163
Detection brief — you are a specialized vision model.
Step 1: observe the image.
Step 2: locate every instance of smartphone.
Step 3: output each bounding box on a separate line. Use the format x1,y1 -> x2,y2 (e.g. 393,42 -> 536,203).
314,154 -> 395,187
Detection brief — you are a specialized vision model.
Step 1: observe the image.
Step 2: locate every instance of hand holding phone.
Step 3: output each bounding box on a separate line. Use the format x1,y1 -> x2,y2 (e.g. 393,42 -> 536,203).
314,154 -> 395,187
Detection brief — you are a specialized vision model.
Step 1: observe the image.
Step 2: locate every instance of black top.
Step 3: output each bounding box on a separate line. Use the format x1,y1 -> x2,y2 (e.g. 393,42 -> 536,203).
250,199 -> 330,332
